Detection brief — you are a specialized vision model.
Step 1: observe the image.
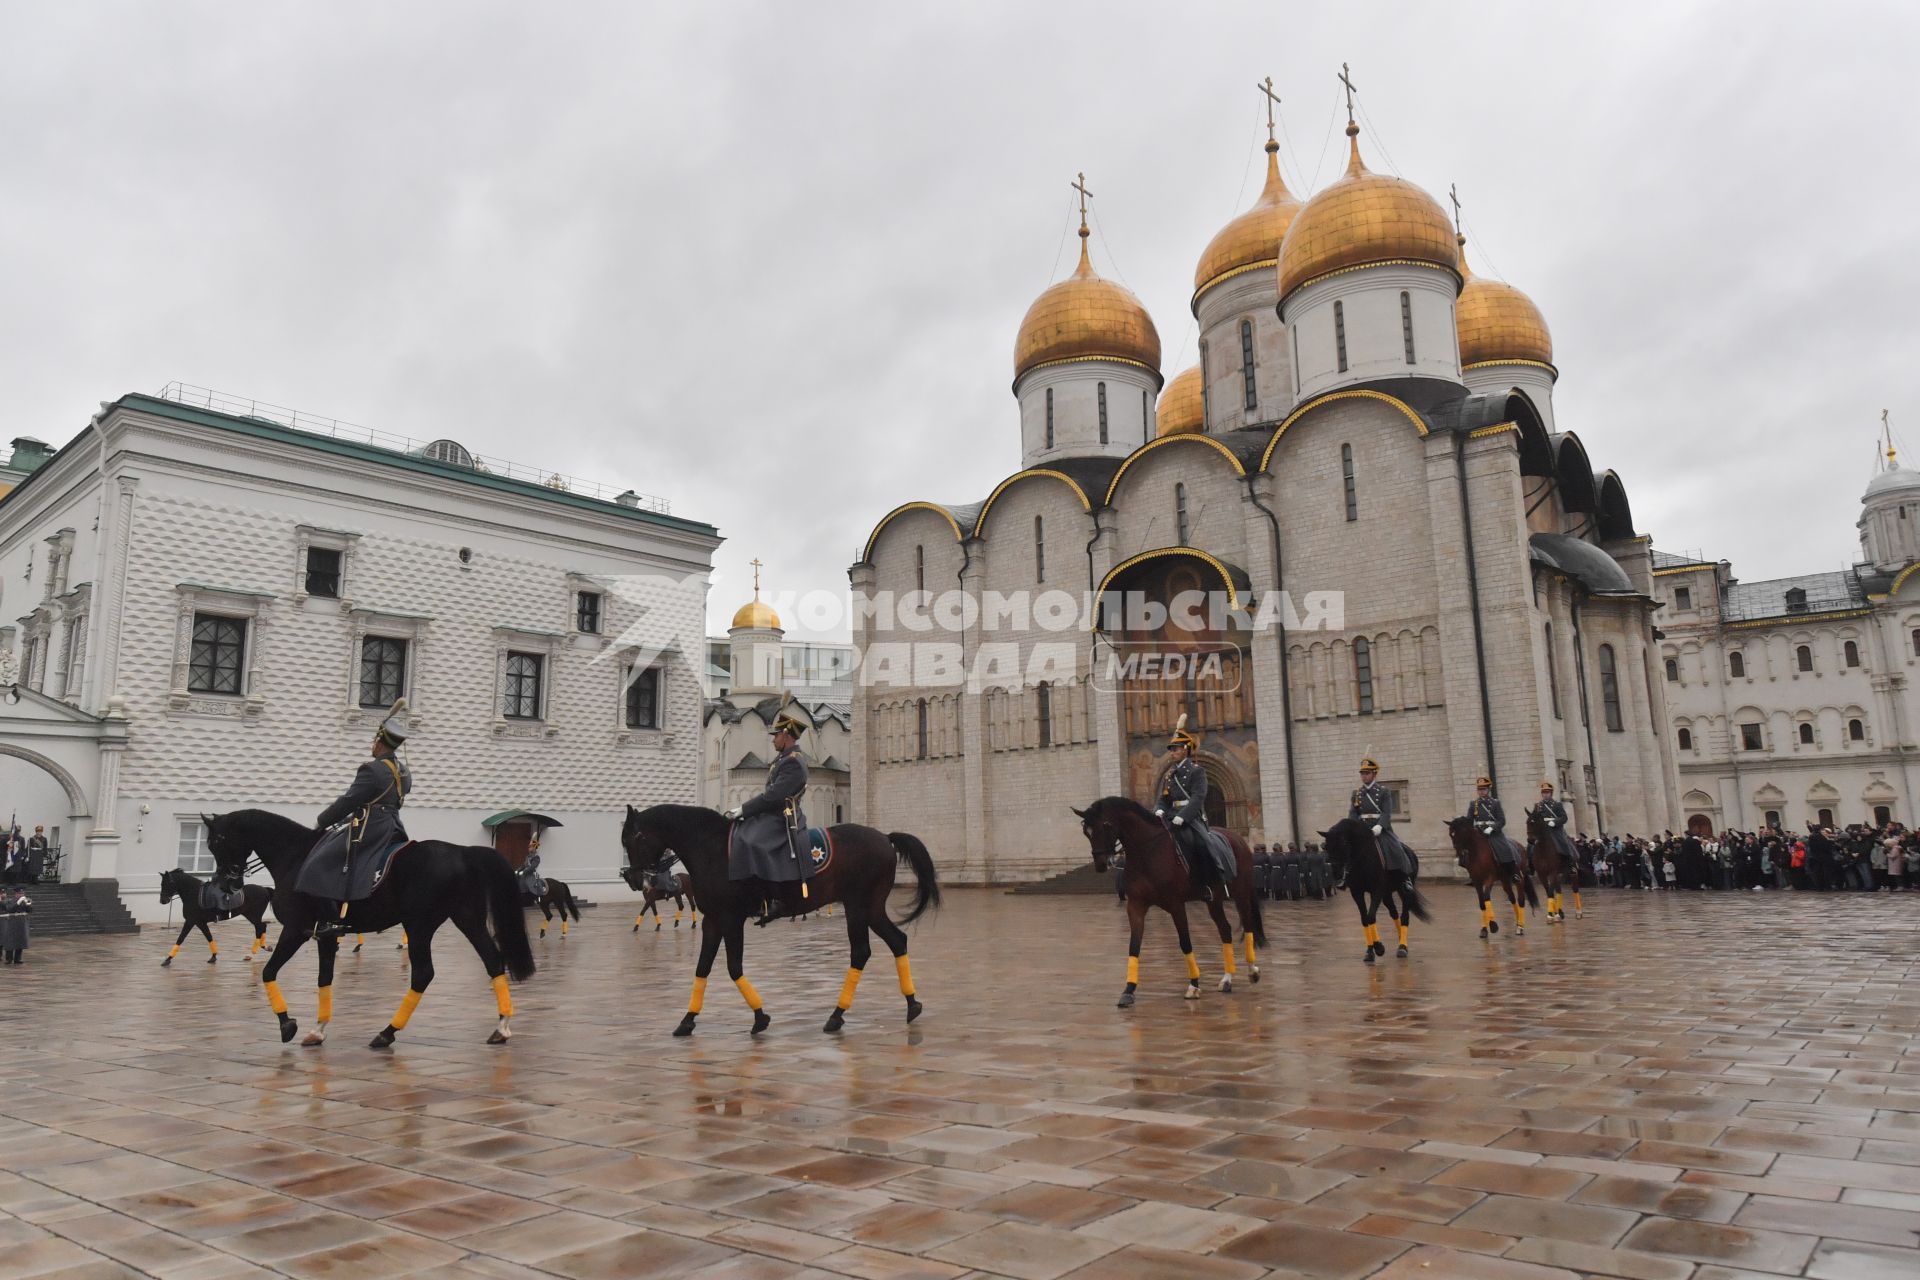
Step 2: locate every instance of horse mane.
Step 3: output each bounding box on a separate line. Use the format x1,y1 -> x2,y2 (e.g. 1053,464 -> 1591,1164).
226,808 -> 318,842
634,803 -> 728,835
1085,796 -> 1160,826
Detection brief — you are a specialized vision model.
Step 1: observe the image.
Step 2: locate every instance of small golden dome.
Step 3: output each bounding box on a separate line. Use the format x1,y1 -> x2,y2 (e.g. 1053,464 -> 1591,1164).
1455,239 -> 1554,368
1193,140 -> 1302,306
1157,366 -> 1204,436
731,598 -> 781,631
1276,123 -> 1458,305
1014,235 -> 1161,384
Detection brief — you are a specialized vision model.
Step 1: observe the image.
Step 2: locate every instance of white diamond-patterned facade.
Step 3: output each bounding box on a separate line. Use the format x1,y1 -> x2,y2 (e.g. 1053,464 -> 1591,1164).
854,114 -> 1681,880
0,393 -> 718,920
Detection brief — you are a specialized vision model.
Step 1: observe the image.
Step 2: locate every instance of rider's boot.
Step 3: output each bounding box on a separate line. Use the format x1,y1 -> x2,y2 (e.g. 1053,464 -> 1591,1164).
311,901 -> 350,939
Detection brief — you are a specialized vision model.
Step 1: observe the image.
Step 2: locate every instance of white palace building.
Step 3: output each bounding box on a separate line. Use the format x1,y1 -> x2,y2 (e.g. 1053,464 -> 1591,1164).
0,385 -> 717,921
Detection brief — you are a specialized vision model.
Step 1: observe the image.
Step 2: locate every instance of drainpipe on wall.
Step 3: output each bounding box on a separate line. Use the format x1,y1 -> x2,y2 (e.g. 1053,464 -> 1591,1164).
1570,593 -> 1606,834
1244,476 -> 1302,849
1453,432 -> 1498,790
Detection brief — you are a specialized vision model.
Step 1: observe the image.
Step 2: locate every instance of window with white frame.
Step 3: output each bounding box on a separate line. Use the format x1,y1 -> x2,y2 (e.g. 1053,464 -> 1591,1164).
177,820 -> 215,874
188,615 -> 248,695
576,591 -> 603,635
624,664 -> 662,730
359,636 -> 408,708
293,527 -> 358,604
491,626 -> 562,728
504,652 -> 544,719
170,584 -> 272,710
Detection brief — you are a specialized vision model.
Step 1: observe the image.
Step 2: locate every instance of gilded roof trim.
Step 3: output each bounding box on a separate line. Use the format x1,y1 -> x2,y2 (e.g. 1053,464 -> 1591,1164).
860,501 -> 966,564
972,469 -> 1093,538
1260,390 -> 1428,471
1190,258 -> 1279,314
1651,565 -> 1711,577
1726,608 -> 1873,630
1873,561 -> 1920,599
1095,546 -> 1245,621
1467,421 -> 1519,440
1103,434 -> 1248,506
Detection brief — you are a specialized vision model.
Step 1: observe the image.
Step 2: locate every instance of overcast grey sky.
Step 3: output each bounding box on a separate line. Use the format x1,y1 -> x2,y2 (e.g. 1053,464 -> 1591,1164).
4,2 -> 1915,638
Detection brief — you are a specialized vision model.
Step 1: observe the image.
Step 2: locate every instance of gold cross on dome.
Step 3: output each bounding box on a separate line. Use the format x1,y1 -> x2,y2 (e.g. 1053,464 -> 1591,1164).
1071,172 -> 1094,234
750,557 -> 763,598
1338,62 -> 1358,125
1257,77 -> 1281,142
1449,183 -> 1463,237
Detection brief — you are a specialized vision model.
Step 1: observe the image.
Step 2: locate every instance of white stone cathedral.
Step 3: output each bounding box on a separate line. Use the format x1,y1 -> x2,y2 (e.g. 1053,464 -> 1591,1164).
851,93 -> 1682,882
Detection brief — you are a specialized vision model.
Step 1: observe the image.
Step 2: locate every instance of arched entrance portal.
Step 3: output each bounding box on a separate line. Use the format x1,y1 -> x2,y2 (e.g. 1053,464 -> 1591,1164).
1152,752 -> 1251,838
1686,813 -> 1715,838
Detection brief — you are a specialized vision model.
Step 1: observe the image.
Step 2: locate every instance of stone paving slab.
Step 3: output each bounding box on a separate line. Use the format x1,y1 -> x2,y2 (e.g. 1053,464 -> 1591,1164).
1,884 -> 1918,1277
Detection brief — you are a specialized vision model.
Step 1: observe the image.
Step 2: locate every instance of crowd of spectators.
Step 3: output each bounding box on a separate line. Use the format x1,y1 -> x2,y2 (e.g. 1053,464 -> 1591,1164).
1576,824 -> 1920,892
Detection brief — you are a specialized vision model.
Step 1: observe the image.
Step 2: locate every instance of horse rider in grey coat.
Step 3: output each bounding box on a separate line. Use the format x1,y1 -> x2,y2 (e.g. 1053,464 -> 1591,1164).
1468,776 -> 1526,871
308,700 -> 413,937
1156,718 -> 1215,893
725,712 -> 811,916
1530,781 -> 1576,867
1350,755 -> 1414,877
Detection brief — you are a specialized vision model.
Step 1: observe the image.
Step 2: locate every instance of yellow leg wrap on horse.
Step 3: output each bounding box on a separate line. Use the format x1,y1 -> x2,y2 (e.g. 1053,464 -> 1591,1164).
688,976 -> 707,1014
896,955 -> 916,997
208,939 -> 218,955
1183,952 -> 1201,980
1220,942 -> 1237,975
1515,905 -> 1527,927
1573,891 -> 1583,912
560,919 -> 569,936
1244,936 -> 1257,965
492,974 -> 513,1017
168,944 -> 180,959
1126,956 -> 1139,985
674,909 -> 681,923
735,976 -> 763,1011
265,980 -> 288,1015
250,935 -> 263,954
317,986 -> 333,1023
1396,922 -> 1408,947
1362,924 -> 1375,946
634,914 -> 644,927
836,967 -> 862,1010
391,988 -> 424,1030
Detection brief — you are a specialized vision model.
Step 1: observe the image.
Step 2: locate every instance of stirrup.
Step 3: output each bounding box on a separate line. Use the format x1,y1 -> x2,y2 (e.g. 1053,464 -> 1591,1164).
312,918 -> 348,938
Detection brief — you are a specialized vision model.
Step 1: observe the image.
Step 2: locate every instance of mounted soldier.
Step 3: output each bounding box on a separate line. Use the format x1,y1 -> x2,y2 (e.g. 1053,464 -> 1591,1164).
303,699 -> 413,938
1349,755 -> 1414,878
1467,776 -> 1526,873
724,711 -> 812,920
1530,780 -> 1575,870
1156,714 -> 1217,894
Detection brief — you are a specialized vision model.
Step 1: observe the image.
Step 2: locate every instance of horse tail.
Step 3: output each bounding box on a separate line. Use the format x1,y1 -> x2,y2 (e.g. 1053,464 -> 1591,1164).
1246,883 -> 1266,948
484,854 -> 537,982
1521,869 -> 1541,909
1402,880 -> 1433,923
887,831 -> 942,925
561,883 -> 582,922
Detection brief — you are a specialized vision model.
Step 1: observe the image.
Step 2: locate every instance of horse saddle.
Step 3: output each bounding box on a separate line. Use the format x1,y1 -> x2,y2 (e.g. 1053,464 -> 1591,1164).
519,871 -> 548,901
727,816 -> 827,884
802,827 -> 832,877
197,883 -> 246,914
1201,829 -> 1235,880
295,810 -> 411,901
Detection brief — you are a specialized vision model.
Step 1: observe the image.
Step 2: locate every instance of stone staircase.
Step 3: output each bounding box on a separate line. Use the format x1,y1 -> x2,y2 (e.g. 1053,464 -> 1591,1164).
22,881 -> 139,937
1008,865 -> 1117,895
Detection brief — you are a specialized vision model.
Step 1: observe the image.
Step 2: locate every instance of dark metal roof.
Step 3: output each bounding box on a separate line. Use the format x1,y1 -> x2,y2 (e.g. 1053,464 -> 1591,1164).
1529,533 -> 1636,595
1722,570 -> 1865,622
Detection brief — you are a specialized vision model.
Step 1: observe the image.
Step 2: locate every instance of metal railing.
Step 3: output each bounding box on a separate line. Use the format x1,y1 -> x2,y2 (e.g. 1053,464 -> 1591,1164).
154,382 -> 669,513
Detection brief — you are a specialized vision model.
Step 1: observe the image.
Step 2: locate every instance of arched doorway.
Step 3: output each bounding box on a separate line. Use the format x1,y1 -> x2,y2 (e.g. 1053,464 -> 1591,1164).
1686,814 -> 1715,838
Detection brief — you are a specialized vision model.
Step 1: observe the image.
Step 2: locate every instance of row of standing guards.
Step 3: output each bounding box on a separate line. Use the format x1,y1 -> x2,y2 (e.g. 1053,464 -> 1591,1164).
1256,850 -> 1334,900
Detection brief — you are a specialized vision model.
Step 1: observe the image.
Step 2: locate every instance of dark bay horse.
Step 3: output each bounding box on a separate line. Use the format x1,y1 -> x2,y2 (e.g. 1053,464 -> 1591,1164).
1073,798 -> 1265,1007
621,863 -> 700,931
620,804 -> 939,1036
158,868 -> 275,965
1444,817 -> 1538,939
204,810 -> 534,1048
1525,814 -> 1582,922
527,878 -> 582,938
1320,817 -> 1430,962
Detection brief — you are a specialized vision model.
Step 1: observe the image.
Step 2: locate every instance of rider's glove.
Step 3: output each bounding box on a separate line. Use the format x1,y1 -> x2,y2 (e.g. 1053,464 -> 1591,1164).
1172,816 -> 1185,827
1371,824 -> 1383,836
1154,809 -> 1165,818
723,807 -> 742,821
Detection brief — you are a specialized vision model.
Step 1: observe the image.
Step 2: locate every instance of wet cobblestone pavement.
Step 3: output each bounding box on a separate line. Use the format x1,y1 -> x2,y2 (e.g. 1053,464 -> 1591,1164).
3,884 -> 1919,1278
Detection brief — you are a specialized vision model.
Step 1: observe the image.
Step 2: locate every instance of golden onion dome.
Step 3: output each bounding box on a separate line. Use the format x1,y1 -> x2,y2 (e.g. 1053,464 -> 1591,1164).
1157,365 -> 1204,436
1013,232 -> 1161,384
1193,139 -> 1302,307
731,597 -> 781,631
1276,122 -> 1458,305
1455,238 -> 1554,369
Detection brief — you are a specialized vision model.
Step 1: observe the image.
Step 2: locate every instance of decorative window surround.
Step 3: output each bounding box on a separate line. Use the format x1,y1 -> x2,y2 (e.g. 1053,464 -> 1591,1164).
169,582 -> 275,716
17,605 -> 52,692
41,529 -> 76,603
566,572 -> 610,637
345,607 -> 432,726
54,583 -> 91,704
613,646 -> 678,748
293,526 -> 361,607
491,625 -> 565,738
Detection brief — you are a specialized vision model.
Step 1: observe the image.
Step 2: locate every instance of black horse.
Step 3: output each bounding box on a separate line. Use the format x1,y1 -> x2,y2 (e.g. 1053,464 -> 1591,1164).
527,877 -> 583,939
1320,817 -> 1430,963
621,863 -> 699,931
204,809 -> 534,1049
157,868 -> 275,966
620,804 -> 939,1036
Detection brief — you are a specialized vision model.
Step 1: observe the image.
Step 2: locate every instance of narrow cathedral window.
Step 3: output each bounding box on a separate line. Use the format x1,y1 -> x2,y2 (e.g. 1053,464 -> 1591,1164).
1141,389 -> 1150,435
1034,515 -> 1046,583
1175,483 -> 1190,544
1796,644 -> 1813,673
1545,624 -> 1561,718
1045,388 -> 1054,448
1799,722 -> 1814,745
916,698 -> 930,760
1036,681 -> 1053,748
1334,301 -> 1348,373
1341,444 -> 1357,522
1844,639 -> 1860,667
1850,718 -> 1866,741
915,545 -> 925,594
1677,727 -> 1693,751
1729,651 -> 1746,678
1353,637 -> 1375,715
1098,382 -> 1108,445
1664,657 -> 1678,682
1400,292 -> 1415,364
1911,628 -> 1920,657
1291,327 -> 1302,395
1598,643 -> 1623,732
1240,320 -> 1257,410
